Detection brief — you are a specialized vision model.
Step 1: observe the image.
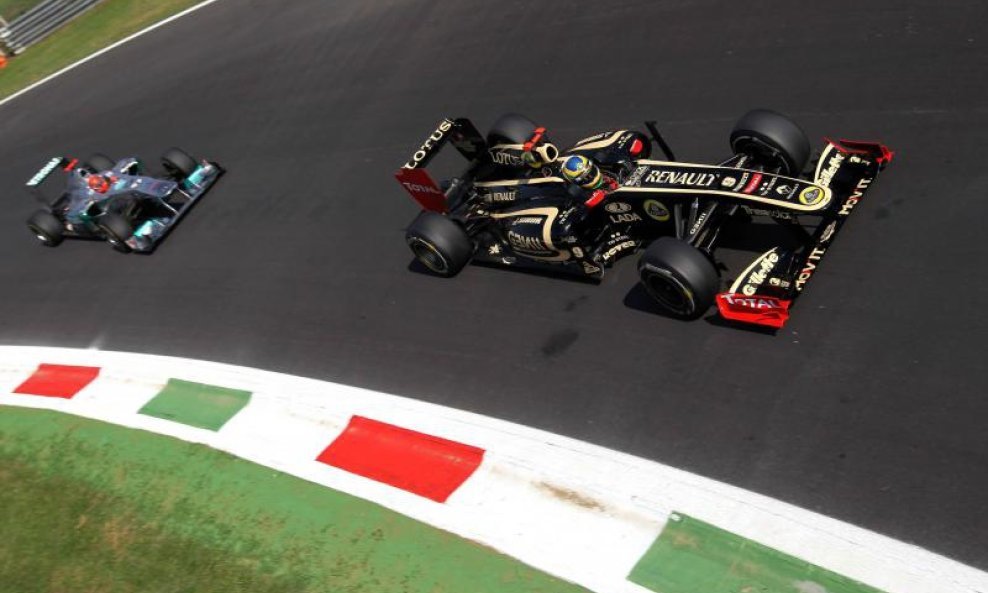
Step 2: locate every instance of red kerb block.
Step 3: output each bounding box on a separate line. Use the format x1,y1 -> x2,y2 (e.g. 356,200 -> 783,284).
317,415 -> 485,503
14,364 -> 100,399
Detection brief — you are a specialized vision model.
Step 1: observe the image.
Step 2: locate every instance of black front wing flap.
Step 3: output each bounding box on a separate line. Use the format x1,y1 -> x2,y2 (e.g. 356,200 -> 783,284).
716,139 -> 894,329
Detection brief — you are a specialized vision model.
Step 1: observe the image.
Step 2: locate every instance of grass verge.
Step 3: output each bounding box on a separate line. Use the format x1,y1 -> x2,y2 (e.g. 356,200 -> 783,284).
0,0 -> 205,101
0,0 -> 37,22
0,406 -> 588,593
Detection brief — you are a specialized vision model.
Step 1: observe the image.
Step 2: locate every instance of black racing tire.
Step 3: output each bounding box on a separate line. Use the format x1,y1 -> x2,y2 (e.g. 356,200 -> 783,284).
638,237 -> 720,319
99,213 -> 134,253
487,113 -> 538,145
729,109 -> 810,176
27,210 -> 64,247
405,212 -> 473,277
161,147 -> 197,178
85,153 -> 114,173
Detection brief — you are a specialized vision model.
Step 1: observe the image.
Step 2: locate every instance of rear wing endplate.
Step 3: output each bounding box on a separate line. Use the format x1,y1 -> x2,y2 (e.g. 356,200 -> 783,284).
25,156 -> 77,205
395,117 -> 487,213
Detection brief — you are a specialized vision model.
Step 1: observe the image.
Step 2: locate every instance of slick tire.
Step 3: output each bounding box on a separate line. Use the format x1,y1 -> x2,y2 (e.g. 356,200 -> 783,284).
99,214 -> 134,253
487,113 -> 539,145
27,210 -> 64,247
730,109 -> 810,176
638,237 -> 720,319
161,147 -> 197,178
405,212 -> 473,277
85,153 -> 115,173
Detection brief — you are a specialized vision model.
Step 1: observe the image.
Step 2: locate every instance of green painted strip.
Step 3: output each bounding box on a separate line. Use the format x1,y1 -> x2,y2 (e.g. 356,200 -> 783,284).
628,512 -> 885,593
139,378 -> 251,431
0,406 -> 589,593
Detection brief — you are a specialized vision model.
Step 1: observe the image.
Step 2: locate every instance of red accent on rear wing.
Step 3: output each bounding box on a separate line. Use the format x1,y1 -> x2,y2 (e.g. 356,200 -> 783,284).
396,117 -> 488,212
395,168 -> 447,213
716,293 -> 791,329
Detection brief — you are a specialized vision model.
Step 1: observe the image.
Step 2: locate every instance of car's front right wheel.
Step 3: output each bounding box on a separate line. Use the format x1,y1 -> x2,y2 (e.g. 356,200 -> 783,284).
405,212 -> 473,277
638,237 -> 720,319
99,214 -> 134,253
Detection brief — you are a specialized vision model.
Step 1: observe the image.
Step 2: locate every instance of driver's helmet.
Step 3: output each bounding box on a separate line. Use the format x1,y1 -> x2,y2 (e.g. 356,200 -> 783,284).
560,154 -> 604,190
87,174 -> 111,194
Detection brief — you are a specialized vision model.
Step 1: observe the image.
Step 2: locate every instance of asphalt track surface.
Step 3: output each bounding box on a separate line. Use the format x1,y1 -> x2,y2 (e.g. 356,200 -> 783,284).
1,0 -> 986,569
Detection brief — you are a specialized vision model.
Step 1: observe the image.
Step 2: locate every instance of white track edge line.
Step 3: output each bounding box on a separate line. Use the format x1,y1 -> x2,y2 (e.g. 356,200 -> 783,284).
0,0 -> 224,108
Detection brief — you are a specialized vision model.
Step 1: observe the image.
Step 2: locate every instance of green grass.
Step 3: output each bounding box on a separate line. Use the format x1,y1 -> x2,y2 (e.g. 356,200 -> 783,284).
0,0 -> 204,100
0,406 -> 587,593
0,0 -> 37,22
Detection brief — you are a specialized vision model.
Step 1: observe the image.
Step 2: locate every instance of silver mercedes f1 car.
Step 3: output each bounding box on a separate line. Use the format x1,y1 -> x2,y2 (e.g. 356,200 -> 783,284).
25,148 -> 222,253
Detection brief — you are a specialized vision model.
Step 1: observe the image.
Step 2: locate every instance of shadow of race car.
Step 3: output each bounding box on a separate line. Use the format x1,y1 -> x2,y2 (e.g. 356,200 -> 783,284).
395,110 -> 893,329
25,148 -> 223,253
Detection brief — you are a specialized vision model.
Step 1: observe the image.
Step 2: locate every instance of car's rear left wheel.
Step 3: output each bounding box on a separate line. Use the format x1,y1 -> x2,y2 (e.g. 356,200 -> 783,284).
487,113 -> 539,145
85,153 -> 114,173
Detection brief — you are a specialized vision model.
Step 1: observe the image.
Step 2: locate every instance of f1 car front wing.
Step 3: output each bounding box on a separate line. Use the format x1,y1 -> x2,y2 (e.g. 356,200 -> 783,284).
716,139 -> 894,328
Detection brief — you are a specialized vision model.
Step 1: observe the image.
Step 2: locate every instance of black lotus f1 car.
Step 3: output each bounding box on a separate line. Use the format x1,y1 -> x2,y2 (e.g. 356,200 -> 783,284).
395,110 -> 892,329
24,148 -> 222,253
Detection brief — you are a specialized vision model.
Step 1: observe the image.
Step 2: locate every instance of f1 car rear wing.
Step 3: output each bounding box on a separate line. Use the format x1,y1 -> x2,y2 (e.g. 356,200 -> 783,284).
394,117 -> 488,213
716,139 -> 894,329
25,156 -> 79,205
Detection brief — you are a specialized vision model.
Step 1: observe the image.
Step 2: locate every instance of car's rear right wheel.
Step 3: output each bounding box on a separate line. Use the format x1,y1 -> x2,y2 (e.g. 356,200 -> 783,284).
27,210 -> 64,247
405,211 -> 473,277
99,214 -> 134,253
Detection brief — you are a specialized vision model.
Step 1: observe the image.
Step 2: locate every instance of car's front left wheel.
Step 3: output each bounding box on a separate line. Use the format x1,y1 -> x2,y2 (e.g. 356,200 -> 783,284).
161,147 -> 197,178
405,212 -> 473,277
729,109 -> 810,176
